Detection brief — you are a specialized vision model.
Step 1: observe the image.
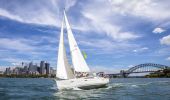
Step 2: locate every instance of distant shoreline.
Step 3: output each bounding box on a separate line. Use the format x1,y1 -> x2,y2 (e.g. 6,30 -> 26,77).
0,74 -> 56,78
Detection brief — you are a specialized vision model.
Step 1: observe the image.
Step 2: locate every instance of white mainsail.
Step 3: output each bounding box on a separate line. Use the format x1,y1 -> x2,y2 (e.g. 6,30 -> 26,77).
64,11 -> 90,72
57,18 -> 74,79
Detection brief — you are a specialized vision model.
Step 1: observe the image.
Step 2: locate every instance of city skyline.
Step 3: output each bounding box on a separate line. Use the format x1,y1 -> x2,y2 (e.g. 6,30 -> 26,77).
0,0 -> 170,73
2,60 -> 55,76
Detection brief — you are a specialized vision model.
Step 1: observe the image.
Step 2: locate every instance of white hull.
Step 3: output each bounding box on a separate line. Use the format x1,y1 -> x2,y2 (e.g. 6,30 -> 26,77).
55,77 -> 109,90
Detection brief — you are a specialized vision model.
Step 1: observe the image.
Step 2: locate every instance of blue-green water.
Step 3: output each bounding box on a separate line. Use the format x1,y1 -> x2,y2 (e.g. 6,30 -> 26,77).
0,78 -> 170,100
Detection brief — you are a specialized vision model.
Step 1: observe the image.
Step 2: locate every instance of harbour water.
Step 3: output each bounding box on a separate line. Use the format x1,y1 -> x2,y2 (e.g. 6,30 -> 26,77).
0,78 -> 170,100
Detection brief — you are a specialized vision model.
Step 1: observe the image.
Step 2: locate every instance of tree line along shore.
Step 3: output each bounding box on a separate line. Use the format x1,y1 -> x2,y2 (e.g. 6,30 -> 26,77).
145,68 -> 170,78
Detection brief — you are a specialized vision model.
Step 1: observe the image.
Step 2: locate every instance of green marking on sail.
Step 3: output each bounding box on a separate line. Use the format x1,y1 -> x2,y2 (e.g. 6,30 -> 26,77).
82,51 -> 87,59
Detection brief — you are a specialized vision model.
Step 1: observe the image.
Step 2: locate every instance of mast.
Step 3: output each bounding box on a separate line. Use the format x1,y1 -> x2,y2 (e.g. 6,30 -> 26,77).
56,18 -> 74,79
64,11 -> 90,72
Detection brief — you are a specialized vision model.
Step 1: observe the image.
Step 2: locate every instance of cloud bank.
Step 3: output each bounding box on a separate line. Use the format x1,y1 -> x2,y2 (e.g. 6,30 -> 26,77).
160,35 -> 170,46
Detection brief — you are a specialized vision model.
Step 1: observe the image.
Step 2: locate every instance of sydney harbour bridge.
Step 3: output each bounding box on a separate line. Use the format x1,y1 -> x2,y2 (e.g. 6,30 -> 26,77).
107,63 -> 170,78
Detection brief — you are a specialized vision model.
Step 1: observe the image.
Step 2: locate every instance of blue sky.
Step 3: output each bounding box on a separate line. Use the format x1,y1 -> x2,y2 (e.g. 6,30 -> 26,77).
0,0 -> 170,73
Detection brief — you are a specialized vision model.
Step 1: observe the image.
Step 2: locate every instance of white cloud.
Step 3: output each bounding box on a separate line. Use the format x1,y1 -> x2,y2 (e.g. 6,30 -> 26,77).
166,57 -> 170,61
0,7 -> 58,26
152,27 -> 165,34
0,8 -> 23,22
0,38 -> 34,52
160,35 -> 170,45
1,58 -> 28,65
79,38 -> 139,54
1,0 -> 169,67
80,0 -> 140,41
0,37 -> 57,65
12,62 -> 20,66
127,65 -> 134,68
0,0 -> 77,26
108,0 -> 170,21
64,0 -> 77,11
0,0 -> 170,33
133,47 -> 149,53
156,47 -> 170,56
0,36 -> 57,53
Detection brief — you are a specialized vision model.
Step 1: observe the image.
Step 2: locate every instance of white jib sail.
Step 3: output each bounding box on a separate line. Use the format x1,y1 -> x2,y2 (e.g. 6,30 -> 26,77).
64,11 -> 90,72
57,18 -> 74,79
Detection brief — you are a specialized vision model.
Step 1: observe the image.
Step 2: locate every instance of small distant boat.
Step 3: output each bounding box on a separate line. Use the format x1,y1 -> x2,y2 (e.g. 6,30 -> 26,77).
55,10 -> 109,90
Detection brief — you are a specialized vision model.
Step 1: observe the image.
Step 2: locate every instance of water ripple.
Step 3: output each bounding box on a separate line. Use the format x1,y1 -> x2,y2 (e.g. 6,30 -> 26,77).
0,78 -> 170,100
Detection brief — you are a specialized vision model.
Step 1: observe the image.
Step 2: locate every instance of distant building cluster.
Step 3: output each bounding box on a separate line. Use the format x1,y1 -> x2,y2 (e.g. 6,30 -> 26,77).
3,61 -> 56,76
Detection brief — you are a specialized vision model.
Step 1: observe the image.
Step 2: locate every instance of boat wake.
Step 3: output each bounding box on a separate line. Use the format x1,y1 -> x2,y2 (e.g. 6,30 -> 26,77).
72,87 -> 82,90
106,80 -> 170,90
52,79 -> 170,100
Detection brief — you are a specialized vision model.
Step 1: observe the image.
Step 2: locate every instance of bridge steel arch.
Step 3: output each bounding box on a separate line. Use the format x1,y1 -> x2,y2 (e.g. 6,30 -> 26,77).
123,63 -> 169,77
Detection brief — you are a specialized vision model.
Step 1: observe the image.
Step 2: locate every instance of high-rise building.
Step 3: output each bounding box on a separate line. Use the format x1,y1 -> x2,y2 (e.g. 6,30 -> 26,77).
13,67 -> 20,75
45,62 -> 50,75
37,67 -> 40,74
40,61 -> 46,75
28,62 -> 38,74
50,68 -> 56,76
34,64 -> 39,75
23,65 -> 28,74
28,62 -> 35,71
5,67 -> 11,75
0,71 -> 3,75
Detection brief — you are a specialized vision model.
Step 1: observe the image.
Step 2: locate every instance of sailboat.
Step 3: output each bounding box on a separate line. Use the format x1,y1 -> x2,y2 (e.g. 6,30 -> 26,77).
55,11 -> 109,90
